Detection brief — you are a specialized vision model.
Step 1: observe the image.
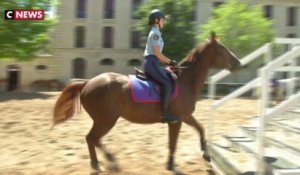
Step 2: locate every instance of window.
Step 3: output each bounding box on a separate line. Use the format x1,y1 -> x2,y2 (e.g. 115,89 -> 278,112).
103,27 -> 113,48
35,65 -> 47,70
213,2 -> 224,8
263,5 -> 273,19
76,0 -> 86,18
212,2 -> 224,16
287,7 -> 297,26
131,0 -> 142,19
73,58 -> 86,78
104,0 -> 115,19
284,33 -> 297,51
128,59 -> 142,66
131,30 -> 141,48
75,26 -> 85,48
287,33 -> 297,38
100,58 -> 114,65
191,0 -> 197,21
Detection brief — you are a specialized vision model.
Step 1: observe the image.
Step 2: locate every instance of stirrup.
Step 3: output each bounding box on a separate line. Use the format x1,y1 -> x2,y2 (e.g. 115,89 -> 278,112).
161,115 -> 180,123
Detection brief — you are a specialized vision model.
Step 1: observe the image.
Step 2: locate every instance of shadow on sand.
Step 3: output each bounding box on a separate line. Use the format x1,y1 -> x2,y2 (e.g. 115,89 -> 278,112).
0,91 -> 57,102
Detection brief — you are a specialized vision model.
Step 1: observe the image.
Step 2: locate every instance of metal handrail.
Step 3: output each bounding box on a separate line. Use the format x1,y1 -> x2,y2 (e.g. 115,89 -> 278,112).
208,38 -> 300,99
211,77 -> 261,110
208,38 -> 300,175
257,46 -> 300,175
208,43 -> 271,98
264,91 -> 300,119
275,38 -> 300,44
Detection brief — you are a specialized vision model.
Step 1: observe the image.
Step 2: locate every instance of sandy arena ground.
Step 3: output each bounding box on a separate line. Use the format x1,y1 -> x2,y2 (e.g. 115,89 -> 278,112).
0,92 -> 258,175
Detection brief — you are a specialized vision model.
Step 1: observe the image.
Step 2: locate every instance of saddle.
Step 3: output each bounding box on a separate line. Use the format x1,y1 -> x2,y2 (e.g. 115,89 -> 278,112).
135,67 -> 177,82
128,68 -> 179,103
134,67 -> 177,92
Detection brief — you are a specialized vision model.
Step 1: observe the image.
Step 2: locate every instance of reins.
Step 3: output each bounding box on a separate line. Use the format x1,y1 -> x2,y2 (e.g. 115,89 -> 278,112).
172,66 -> 191,69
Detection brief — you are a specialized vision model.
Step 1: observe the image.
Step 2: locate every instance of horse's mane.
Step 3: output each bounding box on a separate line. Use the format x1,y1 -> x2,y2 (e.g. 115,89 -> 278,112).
179,41 -> 208,66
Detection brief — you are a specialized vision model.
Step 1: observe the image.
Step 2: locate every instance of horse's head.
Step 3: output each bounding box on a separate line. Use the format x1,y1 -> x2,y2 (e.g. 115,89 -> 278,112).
204,32 -> 241,72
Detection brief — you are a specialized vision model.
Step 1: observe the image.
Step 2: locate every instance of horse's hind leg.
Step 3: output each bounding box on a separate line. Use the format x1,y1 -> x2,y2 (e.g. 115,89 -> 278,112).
86,116 -> 118,170
183,115 -> 211,162
97,142 -> 115,162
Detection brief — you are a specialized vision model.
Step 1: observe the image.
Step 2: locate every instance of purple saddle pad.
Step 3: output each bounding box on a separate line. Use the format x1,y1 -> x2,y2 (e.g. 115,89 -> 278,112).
129,75 -> 179,103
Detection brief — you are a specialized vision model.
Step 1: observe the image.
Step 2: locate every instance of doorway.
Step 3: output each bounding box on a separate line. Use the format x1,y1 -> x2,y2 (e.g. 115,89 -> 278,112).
73,58 -> 86,78
7,65 -> 20,91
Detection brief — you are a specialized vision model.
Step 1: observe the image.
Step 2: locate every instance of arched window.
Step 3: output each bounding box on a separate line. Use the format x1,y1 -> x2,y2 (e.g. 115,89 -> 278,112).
104,0 -> 115,19
73,58 -> 86,78
128,59 -> 141,66
7,65 -> 20,71
35,65 -> 47,70
76,0 -> 87,18
100,58 -> 114,66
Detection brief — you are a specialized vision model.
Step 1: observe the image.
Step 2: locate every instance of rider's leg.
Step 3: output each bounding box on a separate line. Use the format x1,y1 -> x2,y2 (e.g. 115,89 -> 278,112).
143,55 -> 180,123
161,81 -> 179,123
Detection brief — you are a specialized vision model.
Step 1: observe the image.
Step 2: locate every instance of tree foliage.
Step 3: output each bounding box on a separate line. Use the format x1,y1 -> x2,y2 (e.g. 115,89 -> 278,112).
197,0 -> 275,57
135,0 -> 196,61
0,0 -> 56,61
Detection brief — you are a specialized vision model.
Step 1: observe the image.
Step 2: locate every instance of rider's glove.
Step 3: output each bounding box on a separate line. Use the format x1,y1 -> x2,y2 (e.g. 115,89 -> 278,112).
169,59 -> 178,67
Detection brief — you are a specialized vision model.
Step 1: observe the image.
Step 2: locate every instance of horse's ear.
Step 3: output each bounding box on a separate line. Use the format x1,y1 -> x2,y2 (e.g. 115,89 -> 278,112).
210,31 -> 217,43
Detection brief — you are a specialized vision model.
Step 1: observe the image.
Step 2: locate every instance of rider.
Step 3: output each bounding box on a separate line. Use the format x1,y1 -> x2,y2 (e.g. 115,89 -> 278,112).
143,9 -> 179,123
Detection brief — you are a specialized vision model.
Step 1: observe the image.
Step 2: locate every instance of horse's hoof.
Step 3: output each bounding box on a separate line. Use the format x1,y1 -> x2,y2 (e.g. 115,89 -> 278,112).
107,162 -> 120,172
203,152 -> 211,162
173,168 -> 185,175
105,152 -> 115,162
167,163 -> 181,173
167,163 -> 174,171
91,160 -> 99,170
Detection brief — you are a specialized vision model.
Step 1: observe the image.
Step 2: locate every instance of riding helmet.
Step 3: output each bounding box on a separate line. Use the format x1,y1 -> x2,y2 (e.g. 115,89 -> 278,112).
148,9 -> 165,25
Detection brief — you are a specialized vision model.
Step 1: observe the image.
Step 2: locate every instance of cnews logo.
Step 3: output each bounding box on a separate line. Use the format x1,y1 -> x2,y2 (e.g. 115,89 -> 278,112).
4,10 -> 44,20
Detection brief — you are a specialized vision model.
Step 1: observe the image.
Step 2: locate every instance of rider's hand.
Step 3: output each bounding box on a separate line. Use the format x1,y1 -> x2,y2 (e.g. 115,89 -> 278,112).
169,59 -> 177,67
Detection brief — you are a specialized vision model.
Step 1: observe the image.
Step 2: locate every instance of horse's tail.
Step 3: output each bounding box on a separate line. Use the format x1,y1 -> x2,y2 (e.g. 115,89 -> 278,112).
52,81 -> 87,127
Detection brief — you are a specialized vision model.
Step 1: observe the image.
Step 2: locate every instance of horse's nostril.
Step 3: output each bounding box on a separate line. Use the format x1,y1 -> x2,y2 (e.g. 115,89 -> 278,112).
229,61 -> 241,72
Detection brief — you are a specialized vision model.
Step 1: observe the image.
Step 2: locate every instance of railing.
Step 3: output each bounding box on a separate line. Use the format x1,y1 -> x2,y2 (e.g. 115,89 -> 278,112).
208,46 -> 300,142
208,38 -> 300,99
264,91 -> 300,119
275,38 -> 300,46
208,43 -> 271,99
208,38 -> 300,175
257,46 -> 300,175
211,47 -> 300,111
211,77 -> 260,110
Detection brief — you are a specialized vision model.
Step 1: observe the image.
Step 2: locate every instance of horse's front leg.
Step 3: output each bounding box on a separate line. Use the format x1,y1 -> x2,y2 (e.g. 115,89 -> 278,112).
167,122 -> 182,171
183,115 -> 211,162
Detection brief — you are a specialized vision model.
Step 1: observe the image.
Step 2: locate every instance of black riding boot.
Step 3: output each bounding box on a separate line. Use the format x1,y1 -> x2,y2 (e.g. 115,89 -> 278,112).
161,86 -> 180,123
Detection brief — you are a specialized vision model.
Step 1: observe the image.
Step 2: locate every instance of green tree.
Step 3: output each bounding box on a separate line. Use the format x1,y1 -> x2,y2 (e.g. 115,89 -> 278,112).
198,0 -> 274,57
0,0 -> 56,61
135,0 -> 196,61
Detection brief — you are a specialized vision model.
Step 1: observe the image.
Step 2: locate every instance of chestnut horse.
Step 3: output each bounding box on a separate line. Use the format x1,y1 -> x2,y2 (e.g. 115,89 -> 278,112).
53,32 -> 241,172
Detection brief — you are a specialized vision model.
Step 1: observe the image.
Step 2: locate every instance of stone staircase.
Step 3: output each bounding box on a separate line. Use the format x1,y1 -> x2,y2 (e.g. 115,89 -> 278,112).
209,104 -> 300,175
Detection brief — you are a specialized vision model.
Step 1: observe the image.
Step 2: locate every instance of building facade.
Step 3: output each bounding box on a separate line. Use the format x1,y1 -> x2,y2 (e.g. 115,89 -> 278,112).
197,0 -> 300,37
54,0 -> 145,83
0,0 -> 299,91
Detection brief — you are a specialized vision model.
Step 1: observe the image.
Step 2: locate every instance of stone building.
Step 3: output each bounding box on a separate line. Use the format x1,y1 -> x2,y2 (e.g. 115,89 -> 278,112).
0,0 -> 299,91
